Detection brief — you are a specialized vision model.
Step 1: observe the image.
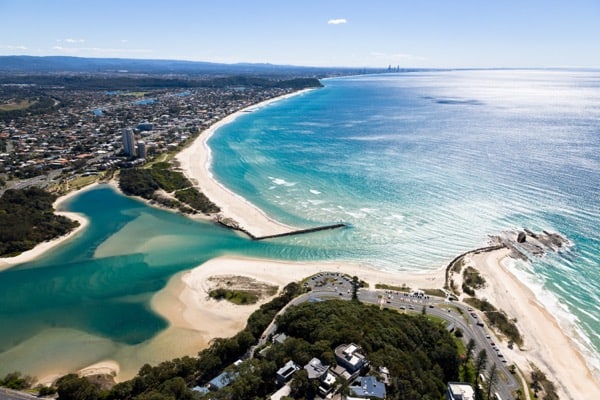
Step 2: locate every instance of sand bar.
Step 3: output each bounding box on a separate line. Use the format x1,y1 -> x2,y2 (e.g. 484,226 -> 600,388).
150,254 -> 444,354
176,90 -> 315,238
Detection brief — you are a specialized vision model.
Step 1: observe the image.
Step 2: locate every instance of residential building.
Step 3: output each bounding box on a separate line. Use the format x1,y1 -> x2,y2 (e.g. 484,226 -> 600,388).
137,140 -> 146,159
122,128 -> 135,156
276,360 -> 300,386
272,332 -> 288,344
335,343 -> 368,375
208,371 -> 238,392
447,382 -> 475,400
304,357 -> 329,380
349,376 -> 387,399
304,358 -> 336,397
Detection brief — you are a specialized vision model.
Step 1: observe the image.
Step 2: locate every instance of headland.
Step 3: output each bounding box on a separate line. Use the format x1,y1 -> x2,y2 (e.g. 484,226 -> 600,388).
169,89 -> 599,399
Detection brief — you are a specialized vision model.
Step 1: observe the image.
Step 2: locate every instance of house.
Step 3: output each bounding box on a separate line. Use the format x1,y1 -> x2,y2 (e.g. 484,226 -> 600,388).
272,332 -> 288,344
191,386 -> 210,395
349,376 -> 387,399
447,382 -> 475,400
304,358 -> 336,397
276,360 -> 300,386
304,357 -> 329,380
335,343 -> 369,376
208,371 -> 238,391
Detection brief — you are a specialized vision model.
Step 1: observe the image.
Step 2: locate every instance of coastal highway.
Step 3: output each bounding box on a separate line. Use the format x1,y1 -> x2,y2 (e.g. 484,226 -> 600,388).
257,272 -> 520,400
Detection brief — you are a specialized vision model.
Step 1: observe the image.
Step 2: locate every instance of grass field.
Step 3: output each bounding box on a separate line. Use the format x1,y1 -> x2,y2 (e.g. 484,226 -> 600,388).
0,100 -> 36,112
120,91 -> 148,98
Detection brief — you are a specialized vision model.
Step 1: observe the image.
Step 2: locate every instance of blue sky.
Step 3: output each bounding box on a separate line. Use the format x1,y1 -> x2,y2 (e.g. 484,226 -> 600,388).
1,0 -> 599,68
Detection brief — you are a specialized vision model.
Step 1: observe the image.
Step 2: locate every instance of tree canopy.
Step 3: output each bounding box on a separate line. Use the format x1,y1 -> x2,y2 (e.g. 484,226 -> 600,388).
0,187 -> 79,256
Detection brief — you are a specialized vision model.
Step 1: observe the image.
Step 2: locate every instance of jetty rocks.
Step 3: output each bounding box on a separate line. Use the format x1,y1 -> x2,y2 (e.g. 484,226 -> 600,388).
214,214 -> 347,241
490,229 -> 569,261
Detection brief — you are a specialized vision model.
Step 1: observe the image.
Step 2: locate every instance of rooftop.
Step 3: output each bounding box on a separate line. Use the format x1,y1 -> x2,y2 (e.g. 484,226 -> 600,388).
448,382 -> 475,400
304,357 -> 329,380
349,376 -> 387,399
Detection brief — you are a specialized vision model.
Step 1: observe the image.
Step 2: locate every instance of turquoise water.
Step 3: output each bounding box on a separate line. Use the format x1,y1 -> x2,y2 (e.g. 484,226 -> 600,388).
0,70 -> 598,377
0,186 -> 337,376
209,70 -> 599,368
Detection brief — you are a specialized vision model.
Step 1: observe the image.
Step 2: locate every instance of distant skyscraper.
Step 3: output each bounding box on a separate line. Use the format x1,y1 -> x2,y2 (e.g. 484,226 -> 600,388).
122,128 -> 136,156
137,140 -> 147,159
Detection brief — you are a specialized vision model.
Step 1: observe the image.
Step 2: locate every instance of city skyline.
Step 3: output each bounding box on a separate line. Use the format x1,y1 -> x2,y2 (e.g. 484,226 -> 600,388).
1,0 -> 599,68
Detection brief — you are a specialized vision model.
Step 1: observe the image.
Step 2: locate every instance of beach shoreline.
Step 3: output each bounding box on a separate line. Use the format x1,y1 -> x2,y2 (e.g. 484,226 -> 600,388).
176,89 -> 316,238
467,249 -> 600,399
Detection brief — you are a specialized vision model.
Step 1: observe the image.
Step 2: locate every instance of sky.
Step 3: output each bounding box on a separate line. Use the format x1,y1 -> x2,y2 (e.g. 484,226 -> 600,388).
1,0 -> 599,68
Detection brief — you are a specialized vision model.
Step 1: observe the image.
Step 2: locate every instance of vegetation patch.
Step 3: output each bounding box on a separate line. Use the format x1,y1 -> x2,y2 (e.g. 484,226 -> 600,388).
464,297 -> 523,346
148,163 -> 190,192
0,96 -> 56,121
463,266 -> 486,289
451,255 -> 465,273
375,283 -> 411,292
424,288 -> 447,297
0,188 -> 79,257
530,364 -> 559,400
207,275 -> 278,305
0,99 -> 36,111
209,288 -> 259,305
175,187 -> 220,214
120,163 -> 219,214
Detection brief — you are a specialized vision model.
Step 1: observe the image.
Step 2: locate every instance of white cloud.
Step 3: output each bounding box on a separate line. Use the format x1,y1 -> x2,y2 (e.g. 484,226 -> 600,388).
327,18 -> 347,25
59,38 -> 85,43
1,45 -> 28,50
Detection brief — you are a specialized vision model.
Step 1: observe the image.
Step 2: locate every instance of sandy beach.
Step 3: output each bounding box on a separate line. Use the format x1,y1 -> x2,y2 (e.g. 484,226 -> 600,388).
0,185 -> 93,272
176,90 -> 315,238
148,255 -> 443,364
153,255 -> 443,341
467,249 -> 600,399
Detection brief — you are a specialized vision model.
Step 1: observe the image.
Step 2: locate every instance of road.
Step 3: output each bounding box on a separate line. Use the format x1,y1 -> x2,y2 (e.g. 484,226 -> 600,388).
256,272 -> 520,400
0,388 -> 39,400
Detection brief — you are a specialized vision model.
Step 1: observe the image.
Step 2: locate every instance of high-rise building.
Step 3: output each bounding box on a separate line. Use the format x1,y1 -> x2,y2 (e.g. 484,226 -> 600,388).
122,128 -> 136,156
137,140 -> 147,159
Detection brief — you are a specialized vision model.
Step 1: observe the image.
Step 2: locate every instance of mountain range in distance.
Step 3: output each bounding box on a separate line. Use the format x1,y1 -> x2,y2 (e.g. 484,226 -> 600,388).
0,55 -> 380,77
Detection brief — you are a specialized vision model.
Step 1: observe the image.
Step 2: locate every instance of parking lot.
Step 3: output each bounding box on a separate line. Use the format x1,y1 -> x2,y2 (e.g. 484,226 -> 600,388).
304,272 -> 355,297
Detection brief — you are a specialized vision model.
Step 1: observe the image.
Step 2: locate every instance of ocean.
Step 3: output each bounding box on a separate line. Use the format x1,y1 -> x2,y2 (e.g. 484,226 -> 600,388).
209,69 -> 600,370
0,69 -> 598,378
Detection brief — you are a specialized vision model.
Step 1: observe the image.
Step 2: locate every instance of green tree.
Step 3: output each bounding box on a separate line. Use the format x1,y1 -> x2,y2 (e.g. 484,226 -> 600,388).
486,363 -> 499,400
351,276 -> 359,301
0,371 -> 34,390
56,374 -> 101,400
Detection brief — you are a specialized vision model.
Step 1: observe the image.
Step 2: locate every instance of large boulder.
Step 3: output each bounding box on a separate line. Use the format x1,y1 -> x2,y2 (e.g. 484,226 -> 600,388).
516,231 -> 527,243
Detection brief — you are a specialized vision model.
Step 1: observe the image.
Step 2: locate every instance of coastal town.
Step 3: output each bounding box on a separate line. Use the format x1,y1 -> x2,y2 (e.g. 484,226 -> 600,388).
0,83 -> 301,194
